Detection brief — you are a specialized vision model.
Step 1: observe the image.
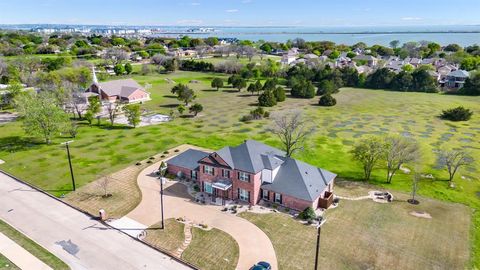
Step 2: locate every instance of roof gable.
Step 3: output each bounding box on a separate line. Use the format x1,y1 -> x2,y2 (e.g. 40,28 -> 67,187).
96,79 -> 145,97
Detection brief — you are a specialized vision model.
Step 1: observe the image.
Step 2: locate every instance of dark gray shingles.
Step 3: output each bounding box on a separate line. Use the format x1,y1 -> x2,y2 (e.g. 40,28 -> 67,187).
166,149 -> 210,170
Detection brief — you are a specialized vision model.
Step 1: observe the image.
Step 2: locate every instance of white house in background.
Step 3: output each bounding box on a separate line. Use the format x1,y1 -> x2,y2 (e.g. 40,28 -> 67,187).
280,53 -> 297,65
442,70 -> 470,90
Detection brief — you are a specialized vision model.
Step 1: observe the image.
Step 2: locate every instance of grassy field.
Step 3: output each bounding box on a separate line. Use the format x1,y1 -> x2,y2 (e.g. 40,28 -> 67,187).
0,70 -> 479,265
144,219 -> 185,254
182,227 -> 239,270
144,219 -> 239,270
0,253 -> 19,270
0,220 -> 69,270
240,181 -> 471,270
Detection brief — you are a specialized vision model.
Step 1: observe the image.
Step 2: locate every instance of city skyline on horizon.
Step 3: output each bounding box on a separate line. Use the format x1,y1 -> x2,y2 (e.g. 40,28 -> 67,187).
0,0 -> 479,27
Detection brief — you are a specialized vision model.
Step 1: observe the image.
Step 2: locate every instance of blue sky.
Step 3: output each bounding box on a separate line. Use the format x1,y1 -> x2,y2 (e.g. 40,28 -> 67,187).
0,0 -> 479,26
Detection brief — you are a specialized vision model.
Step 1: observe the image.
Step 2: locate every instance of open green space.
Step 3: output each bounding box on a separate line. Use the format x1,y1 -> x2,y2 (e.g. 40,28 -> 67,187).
0,220 -> 69,270
0,70 -> 479,265
0,253 -> 19,270
240,181 -> 471,270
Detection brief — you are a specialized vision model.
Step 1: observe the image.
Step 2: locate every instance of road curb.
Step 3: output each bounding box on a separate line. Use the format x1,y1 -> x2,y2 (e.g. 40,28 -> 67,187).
0,169 -> 199,270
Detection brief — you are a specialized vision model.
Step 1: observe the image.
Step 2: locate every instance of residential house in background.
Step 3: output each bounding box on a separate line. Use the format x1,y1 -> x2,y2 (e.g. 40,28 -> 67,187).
85,69 -> 150,103
353,55 -> 378,67
441,69 -> 470,90
167,140 -> 336,211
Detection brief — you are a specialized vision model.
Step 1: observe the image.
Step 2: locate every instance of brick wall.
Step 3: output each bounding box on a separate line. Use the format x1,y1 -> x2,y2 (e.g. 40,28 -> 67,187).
167,164 -> 193,180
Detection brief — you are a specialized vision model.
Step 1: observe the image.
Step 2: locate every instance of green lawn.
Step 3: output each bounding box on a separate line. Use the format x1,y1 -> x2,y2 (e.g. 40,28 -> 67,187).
0,220 -> 69,270
182,227 -> 239,270
0,253 -> 19,270
240,181 -> 471,270
144,219 -> 185,254
0,70 -> 479,265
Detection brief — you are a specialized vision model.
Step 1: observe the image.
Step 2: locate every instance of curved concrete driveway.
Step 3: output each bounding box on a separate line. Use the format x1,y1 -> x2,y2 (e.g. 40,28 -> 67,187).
127,161 -> 278,270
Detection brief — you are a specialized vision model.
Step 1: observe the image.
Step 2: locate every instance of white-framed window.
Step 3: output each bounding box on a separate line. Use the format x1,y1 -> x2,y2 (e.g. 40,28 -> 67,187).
191,170 -> 197,180
274,193 -> 282,204
262,189 -> 269,200
204,182 -> 213,194
222,169 -> 230,178
239,188 -> 249,202
238,171 -> 250,182
204,165 -> 214,175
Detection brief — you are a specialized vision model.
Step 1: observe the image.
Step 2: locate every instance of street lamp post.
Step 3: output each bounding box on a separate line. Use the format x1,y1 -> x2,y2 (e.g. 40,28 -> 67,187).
61,140 -> 76,191
159,162 -> 167,230
314,218 -> 325,270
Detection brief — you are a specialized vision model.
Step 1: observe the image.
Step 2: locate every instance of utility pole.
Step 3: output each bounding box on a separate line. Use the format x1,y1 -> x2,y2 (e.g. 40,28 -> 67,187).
314,219 -> 325,270
159,162 -> 167,229
61,141 -> 76,191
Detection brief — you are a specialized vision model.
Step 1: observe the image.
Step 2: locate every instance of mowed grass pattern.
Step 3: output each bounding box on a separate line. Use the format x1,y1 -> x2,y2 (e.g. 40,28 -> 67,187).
0,71 -> 479,265
240,182 -> 471,270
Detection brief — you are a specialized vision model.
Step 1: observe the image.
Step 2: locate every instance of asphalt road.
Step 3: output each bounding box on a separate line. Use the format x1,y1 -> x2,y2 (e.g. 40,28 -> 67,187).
0,171 -> 192,270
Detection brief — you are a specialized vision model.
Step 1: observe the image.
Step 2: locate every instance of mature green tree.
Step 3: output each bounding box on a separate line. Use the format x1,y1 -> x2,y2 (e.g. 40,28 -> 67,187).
124,63 -> 133,74
254,80 -> 263,95
177,104 -> 186,115
389,40 -> 400,49
123,104 -> 141,128
171,83 -> 196,106
1,81 -> 22,109
86,96 -> 101,125
290,79 -> 316,98
231,77 -> 247,92
390,71 -> 414,91
365,68 -> 395,89
189,103 -> 203,117
14,91 -> 70,144
211,77 -> 224,91
262,78 -> 278,91
113,64 -> 125,76
412,69 -> 438,92
384,136 -> 420,184
258,90 -> 277,107
460,72 -> 480,95
317,79 -> 337,95
247,83 -> 258,96
318,94 -> 337,106
444,44 -> 462,52
351,136 -> 385,181
273,86 -> 286,102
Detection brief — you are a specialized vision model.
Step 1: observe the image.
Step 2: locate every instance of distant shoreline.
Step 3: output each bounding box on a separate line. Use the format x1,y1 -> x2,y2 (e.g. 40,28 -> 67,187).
166,31 -> 480,35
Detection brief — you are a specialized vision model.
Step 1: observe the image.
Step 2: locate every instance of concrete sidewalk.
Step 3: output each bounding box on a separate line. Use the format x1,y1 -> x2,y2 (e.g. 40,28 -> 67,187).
0,232 -> 52,270
0,171 -> 192,270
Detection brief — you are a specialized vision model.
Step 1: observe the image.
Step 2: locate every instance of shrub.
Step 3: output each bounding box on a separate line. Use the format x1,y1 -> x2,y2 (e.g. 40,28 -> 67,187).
149,157 -> 155,160
319,94 -> 337,106
258,90 -> 277,107
240,114 -> 254,122
147,160 -> 153,164
135,162 -> 142,166
440,106 -> 473,121
161,155 -> 166,158
298,207 -> 316,220
193,185 -> 200,192
273,86 -> 286,102
163,151 -> 169,154
290,78 -> 316,98
174,149 -> 180,152
263,111 -> 270,118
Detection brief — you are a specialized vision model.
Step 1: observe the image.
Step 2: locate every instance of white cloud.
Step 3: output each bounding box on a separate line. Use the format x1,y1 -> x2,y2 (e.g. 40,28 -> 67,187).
226,9 -> 239,13
401,17 -> 423,21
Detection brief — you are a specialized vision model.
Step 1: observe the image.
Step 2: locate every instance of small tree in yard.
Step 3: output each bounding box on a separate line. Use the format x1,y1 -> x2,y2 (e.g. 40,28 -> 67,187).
440,106 -> 473,121
105,100 -> 122,126
189,103 -> 203,117
408,171 -> 421,204
177,104 -> 186,115
113,64 -> 125,76
171,84 -> 196,106
258,90 -> 277,107
318,94 -> 337,106
232,77 -> 247,92
211,77 -> 224,90
270,110 -> 314,157
384,136 -> 420,184
86,96 -> 101,125
298,207 -> 316,220
123,104 -> 141,128
97,175 -> 113,198
351,136 -> 385,181
124,63 -> 133,74
247,83 -> 258,96
273,86 -> 286,102
437,150 -> 474,186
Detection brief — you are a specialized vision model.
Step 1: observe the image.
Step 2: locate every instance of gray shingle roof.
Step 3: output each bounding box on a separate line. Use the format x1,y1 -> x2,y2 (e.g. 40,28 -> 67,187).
216,140 -> 285,173
261,158 -> 336,201
448,70 -> 469,78
97,79 -> 146,97
167,149 -> 210,170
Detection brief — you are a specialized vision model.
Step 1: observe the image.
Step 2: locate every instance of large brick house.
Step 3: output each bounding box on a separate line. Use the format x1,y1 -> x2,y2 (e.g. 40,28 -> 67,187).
166,140 -> 336,211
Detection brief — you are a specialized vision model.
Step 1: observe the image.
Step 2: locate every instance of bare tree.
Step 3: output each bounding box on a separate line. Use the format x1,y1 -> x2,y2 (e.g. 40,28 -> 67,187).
408,171 -> 421,204
351,136 -> 385,181
438,150 -> 474,185
243,46 -> 257,62
195,45 -> 209,58
104,48 -> 129,66
270,110 -> 314,157
105,100 -> 122,126
384,136 -> 420,184
97,175 -> 112,198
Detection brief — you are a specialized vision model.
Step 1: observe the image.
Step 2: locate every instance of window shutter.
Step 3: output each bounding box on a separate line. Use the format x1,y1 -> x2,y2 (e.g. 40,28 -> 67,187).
237,172 -> 240,180
248,191 -> 251,203
212,168 -> 214,175
248,174 -> 251,183
237,188 -> 240,199
203,166 -> 205,173
280,194 -> 283,204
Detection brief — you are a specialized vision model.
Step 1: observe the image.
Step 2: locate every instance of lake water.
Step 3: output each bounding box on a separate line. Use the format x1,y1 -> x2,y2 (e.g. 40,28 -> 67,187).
158,25 -> 480,46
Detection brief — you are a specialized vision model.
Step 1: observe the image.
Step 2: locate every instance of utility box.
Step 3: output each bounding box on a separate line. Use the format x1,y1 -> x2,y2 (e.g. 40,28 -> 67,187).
99,209 -> 106,221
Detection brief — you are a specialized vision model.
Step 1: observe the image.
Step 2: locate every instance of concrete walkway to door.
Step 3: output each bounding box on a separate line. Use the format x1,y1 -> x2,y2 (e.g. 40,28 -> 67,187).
126,147 -> 278,270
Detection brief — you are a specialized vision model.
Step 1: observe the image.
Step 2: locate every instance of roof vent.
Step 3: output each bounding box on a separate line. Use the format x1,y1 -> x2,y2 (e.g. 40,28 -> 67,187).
305,171 -> 308,174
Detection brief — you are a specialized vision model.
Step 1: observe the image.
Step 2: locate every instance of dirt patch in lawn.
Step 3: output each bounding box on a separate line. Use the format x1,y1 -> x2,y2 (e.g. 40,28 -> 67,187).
410,211 -> 432,219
